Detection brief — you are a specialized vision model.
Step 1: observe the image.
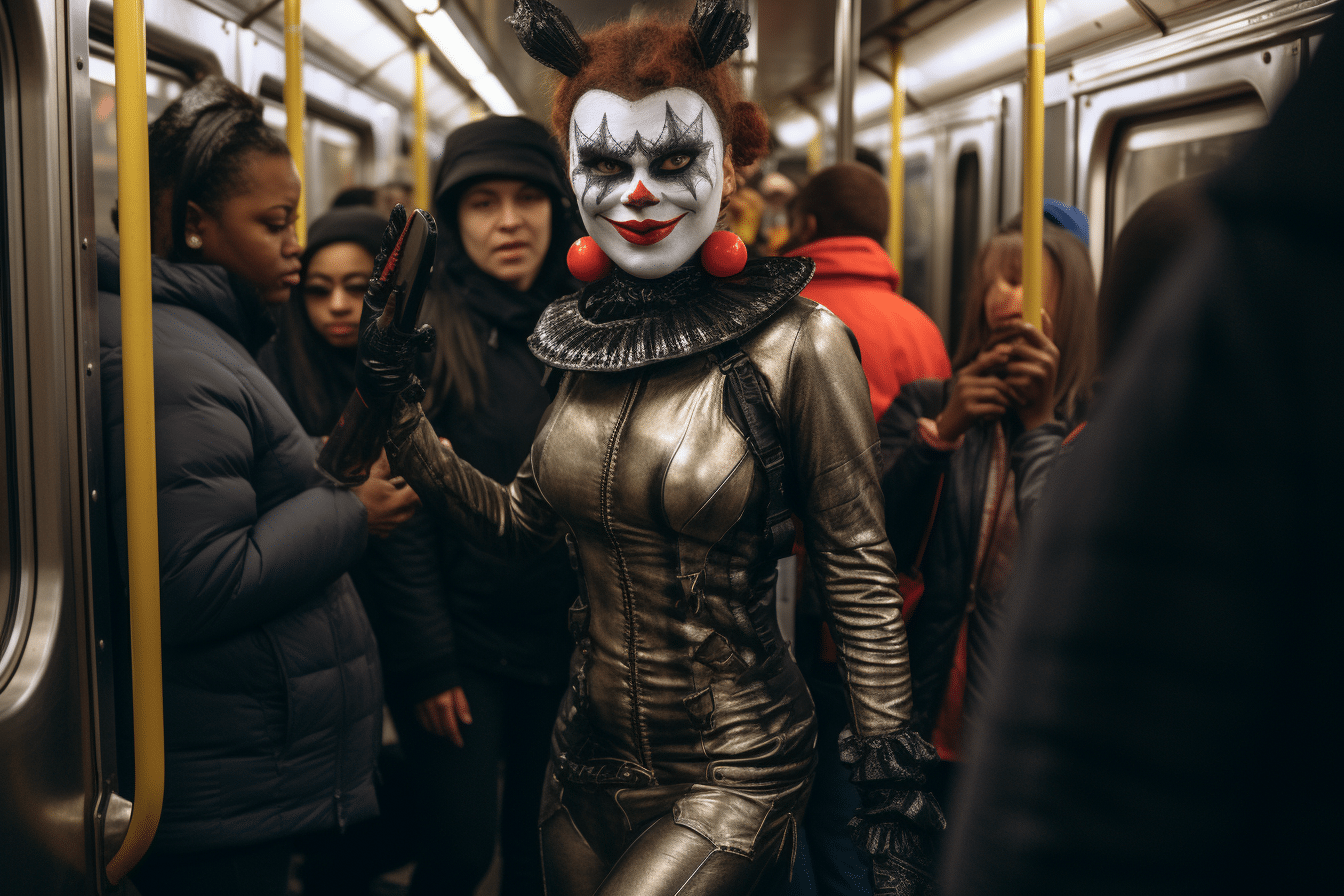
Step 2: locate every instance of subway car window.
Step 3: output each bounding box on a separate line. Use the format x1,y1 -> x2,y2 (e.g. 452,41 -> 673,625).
949,149 -> 981,352
901,152 -> 933,315
1043,102 -> 1068,204
88,52 -> 185,241
1111,96 -> 1267,241
312,119 -> 366,213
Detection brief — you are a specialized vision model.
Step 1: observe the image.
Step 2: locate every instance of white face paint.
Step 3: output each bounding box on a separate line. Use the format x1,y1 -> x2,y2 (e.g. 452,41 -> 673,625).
569,88 -> 725,279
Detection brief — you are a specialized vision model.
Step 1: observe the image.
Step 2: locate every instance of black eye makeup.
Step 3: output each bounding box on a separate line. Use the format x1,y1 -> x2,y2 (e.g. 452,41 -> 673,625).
655,150 -> 696,173
571,100 -> 717,205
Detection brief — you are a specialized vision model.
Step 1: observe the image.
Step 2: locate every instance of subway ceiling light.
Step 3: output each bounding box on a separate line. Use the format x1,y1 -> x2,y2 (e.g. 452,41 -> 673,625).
310,0 -> 407,71
774,109 -> 820,149
816,70 -> 893,127
416,9 -> 521,115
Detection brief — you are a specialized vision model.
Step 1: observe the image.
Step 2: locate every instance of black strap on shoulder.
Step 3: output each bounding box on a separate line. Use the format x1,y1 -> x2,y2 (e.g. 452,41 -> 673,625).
715,339 -> 795,559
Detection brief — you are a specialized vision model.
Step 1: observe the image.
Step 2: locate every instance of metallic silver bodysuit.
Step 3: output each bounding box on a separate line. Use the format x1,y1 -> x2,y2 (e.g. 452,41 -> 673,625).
384,260 -> 914,895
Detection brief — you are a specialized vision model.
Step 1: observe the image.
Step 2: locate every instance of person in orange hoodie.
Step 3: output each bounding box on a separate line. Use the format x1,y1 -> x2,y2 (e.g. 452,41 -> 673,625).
783,163 -> 950,421
780,162 -> 951,896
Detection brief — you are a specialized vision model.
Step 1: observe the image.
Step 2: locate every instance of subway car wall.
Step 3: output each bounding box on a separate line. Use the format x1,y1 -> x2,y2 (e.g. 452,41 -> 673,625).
0,1 -> 1336,894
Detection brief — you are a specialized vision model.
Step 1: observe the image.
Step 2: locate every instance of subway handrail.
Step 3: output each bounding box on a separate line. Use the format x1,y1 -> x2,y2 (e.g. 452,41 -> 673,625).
1021,0 -> 1046,328
413,44 -> 430,213
105,0 -> 166,883
887,42 -> 905,275
285,0 -> 306,244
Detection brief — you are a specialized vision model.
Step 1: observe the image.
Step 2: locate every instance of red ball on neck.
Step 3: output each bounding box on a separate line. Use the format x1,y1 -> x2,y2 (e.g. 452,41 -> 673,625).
567,237 -> 613,282
700,230 -> 748,278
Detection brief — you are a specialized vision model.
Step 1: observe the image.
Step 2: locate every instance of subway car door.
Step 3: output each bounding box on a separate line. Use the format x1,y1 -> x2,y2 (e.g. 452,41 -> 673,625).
0,1 -> 119,894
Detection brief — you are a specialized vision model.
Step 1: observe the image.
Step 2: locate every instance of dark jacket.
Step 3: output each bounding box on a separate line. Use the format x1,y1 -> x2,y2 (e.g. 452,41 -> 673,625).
419,275 -> 576,695
878,379 -> 1066,736
365,116 -> 580,704
376,267 -> 578,703
944,15 -> 1343,893
97,239 -> 382,852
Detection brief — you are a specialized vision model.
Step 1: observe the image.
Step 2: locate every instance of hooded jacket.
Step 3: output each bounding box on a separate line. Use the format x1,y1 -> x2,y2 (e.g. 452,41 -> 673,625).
97,238 -> 382,851
368,117 -> 581,702
785,235 -> 950,420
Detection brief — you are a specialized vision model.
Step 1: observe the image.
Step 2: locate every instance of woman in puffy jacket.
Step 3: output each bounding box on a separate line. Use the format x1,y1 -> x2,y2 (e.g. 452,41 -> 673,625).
98,76 -> 416,896
877,213 -> 1097,812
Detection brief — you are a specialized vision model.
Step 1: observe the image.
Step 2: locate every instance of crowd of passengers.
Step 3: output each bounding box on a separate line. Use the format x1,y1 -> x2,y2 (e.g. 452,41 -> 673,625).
97,20 -> 1341,892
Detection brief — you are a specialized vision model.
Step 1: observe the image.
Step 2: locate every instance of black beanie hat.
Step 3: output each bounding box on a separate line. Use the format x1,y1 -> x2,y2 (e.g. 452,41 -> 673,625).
302,206 -> 388,268
433,115 -> 570,212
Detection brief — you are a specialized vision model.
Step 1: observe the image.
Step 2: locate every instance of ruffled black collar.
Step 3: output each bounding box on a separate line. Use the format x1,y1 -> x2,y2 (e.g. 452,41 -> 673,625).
528,256 -> 814,372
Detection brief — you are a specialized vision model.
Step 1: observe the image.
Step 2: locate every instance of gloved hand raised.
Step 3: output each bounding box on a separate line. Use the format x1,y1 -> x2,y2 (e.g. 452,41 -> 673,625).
354,205 -> 438,401
355,315 -> 435,401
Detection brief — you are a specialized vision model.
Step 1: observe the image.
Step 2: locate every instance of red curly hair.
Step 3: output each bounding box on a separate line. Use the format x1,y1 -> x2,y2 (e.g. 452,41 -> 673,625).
549,17 -> 770,168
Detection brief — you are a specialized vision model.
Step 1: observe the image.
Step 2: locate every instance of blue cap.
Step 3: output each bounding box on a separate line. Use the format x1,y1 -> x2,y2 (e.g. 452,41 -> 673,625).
1043,198 -> 1089,246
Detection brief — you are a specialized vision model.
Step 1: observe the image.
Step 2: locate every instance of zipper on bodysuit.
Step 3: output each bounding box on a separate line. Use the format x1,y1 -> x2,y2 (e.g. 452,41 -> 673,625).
600,374 -> 651,770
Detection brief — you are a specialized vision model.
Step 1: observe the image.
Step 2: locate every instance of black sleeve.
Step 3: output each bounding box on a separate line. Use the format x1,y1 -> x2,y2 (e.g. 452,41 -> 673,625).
350,510 -> 461,705
1008,420 -> 1067,534
101,330 -> 367,647
942,21 -> 1344,892
877,379 -> 953,565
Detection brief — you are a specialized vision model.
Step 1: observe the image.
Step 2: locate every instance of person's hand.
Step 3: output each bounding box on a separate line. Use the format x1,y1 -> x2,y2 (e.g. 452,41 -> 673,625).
351,449 -> 419,537
990,321 -> 1060,431
415,686 -> 472,747
354,314 -> 435,400
933,346 -> 1014,442
354,205 -> 435,400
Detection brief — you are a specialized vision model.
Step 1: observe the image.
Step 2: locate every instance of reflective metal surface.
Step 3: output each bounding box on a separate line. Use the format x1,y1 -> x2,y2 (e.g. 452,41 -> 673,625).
0,0 -> 102,893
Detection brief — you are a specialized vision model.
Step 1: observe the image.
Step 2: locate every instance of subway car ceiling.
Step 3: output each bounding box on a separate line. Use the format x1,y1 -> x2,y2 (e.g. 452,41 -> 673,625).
95,1 -> 1334,173
88,0 -> 1335,330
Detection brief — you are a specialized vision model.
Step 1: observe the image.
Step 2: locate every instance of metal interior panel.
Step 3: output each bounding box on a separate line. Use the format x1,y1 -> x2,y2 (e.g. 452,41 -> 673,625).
0,1 -> 101,894
1076,37 -> 1300,273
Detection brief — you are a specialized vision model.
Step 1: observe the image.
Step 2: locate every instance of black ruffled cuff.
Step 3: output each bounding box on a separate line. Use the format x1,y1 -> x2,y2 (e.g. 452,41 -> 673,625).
840,726 -> 945,896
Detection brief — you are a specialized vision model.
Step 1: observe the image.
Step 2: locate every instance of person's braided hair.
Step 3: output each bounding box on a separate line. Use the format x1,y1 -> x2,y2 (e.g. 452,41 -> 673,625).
147,75 -> 290,259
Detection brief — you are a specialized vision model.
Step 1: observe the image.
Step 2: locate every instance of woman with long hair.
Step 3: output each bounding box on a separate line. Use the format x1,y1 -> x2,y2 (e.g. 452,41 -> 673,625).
98,75 -> 416,896
876,214 -> 1097,814
373,114 -> 583,896
347,3 -> 943,894
259,205 -> 387,437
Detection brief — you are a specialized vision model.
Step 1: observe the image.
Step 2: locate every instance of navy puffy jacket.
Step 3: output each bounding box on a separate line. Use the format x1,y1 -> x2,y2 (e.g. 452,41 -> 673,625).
97,239 -> 382,852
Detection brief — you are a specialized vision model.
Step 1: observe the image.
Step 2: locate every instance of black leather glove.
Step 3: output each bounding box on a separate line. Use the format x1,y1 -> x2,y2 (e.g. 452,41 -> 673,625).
355,318 -> 435,401
355,204 -> 436,401
840,726 -> 946,896
364,203 -> 406,317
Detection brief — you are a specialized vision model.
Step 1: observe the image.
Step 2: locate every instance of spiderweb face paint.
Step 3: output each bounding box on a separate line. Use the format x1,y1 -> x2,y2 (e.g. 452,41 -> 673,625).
569,88 -> 725,279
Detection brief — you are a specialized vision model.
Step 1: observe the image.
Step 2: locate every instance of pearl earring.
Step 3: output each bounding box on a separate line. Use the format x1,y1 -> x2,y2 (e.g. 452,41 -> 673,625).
187,234 -> 203,249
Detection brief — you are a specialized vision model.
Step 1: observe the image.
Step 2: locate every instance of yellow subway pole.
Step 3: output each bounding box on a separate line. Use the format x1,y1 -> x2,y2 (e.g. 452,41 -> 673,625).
806,130 -> 823,176
887,42 -> 905,275
106,0 -> 165,880
413,44 -> 430,212
1021,0 -> 1046,328
284,0 -> 306,243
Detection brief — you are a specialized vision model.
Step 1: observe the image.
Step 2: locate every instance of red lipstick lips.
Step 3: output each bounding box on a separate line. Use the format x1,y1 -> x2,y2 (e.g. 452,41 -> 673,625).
602,214 -> 687,245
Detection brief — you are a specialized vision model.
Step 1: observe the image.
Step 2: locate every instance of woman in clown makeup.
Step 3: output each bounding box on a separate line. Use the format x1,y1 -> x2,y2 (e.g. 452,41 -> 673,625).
354,2 -> 941,894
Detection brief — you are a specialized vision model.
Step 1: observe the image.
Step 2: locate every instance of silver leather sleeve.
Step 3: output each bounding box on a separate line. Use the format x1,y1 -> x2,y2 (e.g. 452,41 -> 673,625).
772,305 -> 914,736
383,396 -> 564,557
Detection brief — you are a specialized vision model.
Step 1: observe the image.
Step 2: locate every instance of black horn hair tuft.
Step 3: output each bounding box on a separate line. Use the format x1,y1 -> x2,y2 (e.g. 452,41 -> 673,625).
508,0 -> 589,77
689,0 -> 751,69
